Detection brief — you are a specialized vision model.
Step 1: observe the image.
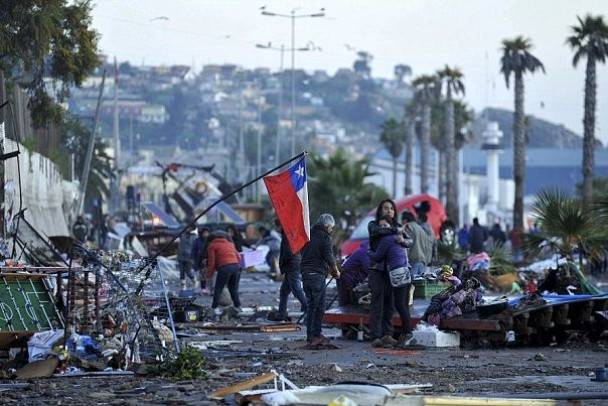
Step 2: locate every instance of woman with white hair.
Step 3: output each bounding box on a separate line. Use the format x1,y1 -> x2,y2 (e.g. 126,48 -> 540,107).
300,213 -> 340,347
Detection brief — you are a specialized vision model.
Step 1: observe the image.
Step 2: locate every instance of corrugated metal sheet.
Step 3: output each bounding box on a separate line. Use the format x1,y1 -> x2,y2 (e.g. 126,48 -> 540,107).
4,140 -> 73,239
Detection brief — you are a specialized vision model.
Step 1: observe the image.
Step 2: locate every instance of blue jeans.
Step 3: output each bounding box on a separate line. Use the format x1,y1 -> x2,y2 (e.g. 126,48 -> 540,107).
278,270 -> 308,317
302,272 -> 326,341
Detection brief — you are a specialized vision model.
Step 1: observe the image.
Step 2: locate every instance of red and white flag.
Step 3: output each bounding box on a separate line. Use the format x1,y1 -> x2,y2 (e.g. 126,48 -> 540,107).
263,156 -> 310,254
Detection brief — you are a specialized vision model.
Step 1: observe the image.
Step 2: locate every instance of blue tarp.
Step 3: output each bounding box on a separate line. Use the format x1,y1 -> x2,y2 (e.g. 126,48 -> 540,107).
508,293 -> 608,307
142,202 -> 180,228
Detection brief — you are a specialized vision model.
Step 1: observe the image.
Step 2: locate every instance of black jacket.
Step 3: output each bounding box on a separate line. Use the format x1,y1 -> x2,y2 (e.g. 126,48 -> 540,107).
279,231 -> 301,273
469,224 -> 488,253
300,225 -> 336,275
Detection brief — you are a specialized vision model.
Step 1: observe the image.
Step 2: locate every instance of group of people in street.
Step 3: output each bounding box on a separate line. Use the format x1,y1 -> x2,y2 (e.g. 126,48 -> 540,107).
457,218 -> 509,254
276,199 -> 439,349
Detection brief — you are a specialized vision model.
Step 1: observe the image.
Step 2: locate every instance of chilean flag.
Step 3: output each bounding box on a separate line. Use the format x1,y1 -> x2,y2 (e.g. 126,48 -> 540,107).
263,156 -> 310,254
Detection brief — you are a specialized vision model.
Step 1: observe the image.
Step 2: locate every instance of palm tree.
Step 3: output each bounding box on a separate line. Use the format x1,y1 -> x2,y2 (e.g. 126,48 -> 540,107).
430,100 -> 474,206
500,36 -> 545,231
394,64 -> 412,86
412,74 -> 438,194
380,118 -> 404,198
526,189 -> 604,270
566,15 -> 608,209
403,101 -> 416,196
437,65 -> 465,225
308,150 -> 388,233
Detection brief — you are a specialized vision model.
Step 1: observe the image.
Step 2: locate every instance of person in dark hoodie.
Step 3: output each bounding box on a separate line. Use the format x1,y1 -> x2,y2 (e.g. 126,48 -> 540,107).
367,199 -> 404,348
191,226 -> 211,291
301,213 -> 340,347
368,216 -> 414,347
276,218 -> 307,321
469,218 -> 489,254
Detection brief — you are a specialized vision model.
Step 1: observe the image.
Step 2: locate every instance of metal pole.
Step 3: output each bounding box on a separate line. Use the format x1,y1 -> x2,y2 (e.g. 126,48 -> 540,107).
0,71 -> 6,239
276,45 -> 285,167
78,70 -> 106,215
290,13 -> 296,157
256,82 -> 263,202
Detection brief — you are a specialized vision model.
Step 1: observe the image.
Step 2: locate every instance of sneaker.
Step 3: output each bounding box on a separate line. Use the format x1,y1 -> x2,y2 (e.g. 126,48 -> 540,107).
381,335 -> 399,347
371,338 -> 384,348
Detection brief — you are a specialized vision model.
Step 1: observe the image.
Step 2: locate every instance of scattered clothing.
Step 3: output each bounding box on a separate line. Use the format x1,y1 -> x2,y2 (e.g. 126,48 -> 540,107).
467,252 -> 491,272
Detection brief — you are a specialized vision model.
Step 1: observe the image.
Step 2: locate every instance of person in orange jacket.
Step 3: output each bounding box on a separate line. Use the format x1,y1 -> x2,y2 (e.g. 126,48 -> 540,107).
206,232 -> 243,312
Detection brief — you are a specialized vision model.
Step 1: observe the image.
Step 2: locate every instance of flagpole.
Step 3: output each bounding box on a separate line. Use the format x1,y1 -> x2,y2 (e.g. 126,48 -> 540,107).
135,151 -> 307,295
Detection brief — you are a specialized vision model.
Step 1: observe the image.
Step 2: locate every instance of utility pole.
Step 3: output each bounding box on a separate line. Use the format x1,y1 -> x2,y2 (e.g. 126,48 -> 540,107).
78,70 -> 106,216
110,57 -> 121,213
256,42 -> 318,166
0,70 -> 6,238
256,80 -> 263,202
261,7 -> 325,156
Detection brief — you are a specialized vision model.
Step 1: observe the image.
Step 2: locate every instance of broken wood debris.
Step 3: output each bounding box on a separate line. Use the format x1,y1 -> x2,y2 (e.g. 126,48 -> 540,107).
210,371 -> 275,399
176,322 -> 300,333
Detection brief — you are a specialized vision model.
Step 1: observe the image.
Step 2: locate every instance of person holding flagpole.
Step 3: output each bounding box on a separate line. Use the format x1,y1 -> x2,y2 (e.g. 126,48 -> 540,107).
300,213 -> 340,347
263,154 -> 340,346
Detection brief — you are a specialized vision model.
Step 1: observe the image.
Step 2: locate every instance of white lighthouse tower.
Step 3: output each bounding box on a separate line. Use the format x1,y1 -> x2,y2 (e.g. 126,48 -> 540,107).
482,122 -> 503,215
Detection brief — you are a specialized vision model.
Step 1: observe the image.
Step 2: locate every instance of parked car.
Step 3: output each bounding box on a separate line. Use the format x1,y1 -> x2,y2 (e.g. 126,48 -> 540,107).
340,194 -> 447,257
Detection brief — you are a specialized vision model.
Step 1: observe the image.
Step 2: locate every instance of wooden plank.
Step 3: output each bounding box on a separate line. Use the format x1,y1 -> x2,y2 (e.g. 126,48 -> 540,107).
323,307 -> 501,332
210,372 -> 275,400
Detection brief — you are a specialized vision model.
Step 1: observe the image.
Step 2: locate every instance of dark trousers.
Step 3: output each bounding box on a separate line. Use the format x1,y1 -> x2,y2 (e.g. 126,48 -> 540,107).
369,269 -> 393,339
278,270 -> 308,316
393,284 -> 412,335
212,264 -> 241,308
302,272 -> 326,341
178,260 -> 194,281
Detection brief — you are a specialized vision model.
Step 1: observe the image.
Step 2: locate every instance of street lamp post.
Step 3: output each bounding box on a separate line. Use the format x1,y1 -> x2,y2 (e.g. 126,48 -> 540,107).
256,42 -> 315,166
261,8 -> 325,157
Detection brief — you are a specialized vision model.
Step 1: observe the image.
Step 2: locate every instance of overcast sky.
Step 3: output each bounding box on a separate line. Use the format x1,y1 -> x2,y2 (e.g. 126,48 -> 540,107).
92,0 -> 608,143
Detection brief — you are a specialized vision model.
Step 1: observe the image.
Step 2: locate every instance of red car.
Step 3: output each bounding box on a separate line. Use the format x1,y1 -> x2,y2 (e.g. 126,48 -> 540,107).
340,194 -> 447,257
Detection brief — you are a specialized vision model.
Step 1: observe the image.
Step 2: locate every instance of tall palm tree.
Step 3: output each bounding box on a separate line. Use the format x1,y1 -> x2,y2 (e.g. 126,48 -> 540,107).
500,36 -> 545,231
526,189 -> 604,272
394,64 -> 412,86
437,65 -> 465,225
412,74 -> 437,194
380,118 -> 404,198
566,15 -> 608,208
403,101 -> 416,196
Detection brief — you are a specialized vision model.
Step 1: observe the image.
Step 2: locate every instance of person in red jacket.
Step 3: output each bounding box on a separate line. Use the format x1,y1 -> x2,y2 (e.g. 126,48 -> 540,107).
206,233 -> 243,311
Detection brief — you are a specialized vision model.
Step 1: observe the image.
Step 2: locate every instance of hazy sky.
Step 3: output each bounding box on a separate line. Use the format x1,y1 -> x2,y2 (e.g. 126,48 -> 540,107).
92,0 -> 608,143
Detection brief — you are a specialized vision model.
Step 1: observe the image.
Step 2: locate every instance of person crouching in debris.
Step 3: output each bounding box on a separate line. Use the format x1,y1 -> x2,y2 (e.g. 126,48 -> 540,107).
301,213 -> 340,348
337,240 -> 370,306
206,232 -> 242,316
274,218 -> 307,321
368,217 -> 414,348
